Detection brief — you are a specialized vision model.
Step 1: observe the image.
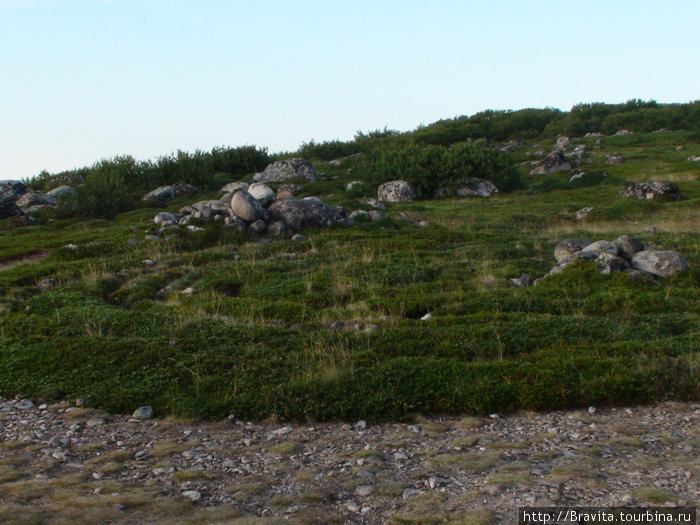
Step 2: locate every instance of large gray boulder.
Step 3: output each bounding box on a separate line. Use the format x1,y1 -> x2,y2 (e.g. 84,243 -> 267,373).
220,182 -> 249,193
267,197 -> 336,231
581,240 -> 618,257
0,201 -> 25,220
253,158 -> 319,183
377,180 -> 416,202
142,185 -> 176,203
631,251 -> 690,277
46,185 -> 76,199
554,238 -> 591,263
620,181 -> 682,200
0,181 -> 30,204
16,191 -> 56,209
172,183 -> 200,196
248,182 -> 276,207
231,190 -> 265,223
613,235 -> 644,260
529,152 -> 571,175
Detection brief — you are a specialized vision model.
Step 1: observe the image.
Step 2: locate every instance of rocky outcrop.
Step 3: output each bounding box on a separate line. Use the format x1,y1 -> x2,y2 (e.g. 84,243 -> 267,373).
0,201 -> 26,220
529,152 -> 571,175
16,191 -> 56,209
377,180 -> 416,202
253,158 -> 319,183
620,181 -> 682,200
522,235 -> 690,286
220,182 -> 249,193
615,129 -> 633,136
0,181 -> 30,204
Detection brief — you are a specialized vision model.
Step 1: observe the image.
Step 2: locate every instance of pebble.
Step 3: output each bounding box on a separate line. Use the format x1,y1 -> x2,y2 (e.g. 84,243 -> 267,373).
182,490 -> 202,502
402,488 -> 420,499
356,485 -> 374,497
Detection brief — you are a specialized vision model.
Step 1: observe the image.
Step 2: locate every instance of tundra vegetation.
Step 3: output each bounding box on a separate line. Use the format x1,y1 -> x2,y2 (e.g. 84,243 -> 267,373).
0,100 -> 698,421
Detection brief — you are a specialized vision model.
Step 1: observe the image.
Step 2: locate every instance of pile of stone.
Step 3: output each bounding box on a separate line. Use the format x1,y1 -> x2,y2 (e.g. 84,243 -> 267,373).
152,182 -> 342,237
620,181 -> 682,200
511,235 -> 690,287
605,153 -> 625,165
0,180 -> 75,224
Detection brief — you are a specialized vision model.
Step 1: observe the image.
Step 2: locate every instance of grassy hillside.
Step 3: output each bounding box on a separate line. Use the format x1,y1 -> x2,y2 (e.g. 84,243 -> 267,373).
0,128 -> 698,421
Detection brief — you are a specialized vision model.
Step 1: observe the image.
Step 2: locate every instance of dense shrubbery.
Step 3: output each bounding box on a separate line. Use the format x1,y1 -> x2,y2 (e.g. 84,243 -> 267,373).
360,139 -> 522,197
32,145 -> 270,195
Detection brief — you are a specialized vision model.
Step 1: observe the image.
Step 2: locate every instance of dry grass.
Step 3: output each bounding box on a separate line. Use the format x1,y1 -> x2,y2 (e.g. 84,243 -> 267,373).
150,440 -> 190,458
427,451 -> 498,473
631,487 -> 679,504
172,468 -> 221,482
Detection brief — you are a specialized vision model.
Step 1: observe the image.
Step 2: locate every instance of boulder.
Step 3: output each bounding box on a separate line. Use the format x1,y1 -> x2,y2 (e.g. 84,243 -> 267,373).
248,182 -> 276,207
368,210 -> 387,222
248,219 -> 267,234
615,129 -> 634,136
230,190 -> 265,223
569,144 -> 588,159
220,182 -> 249,193
142,185 -> 176,202
253,158 -> 319,183
554,238 -> 591,263
377,180 -> 416,202
154,212 -> 178,225
631,251 -> 690,277
267,221 -> 287,237
509,274 -> 532,287
172,183 -> 200,196
581,240 -> 618,257
276,190 -> 295,200
16,191 -> 56,209
597,252 -> 630,275
620,181 -> 682,200
46,185 -> 76,199
529,152 -> 571,175
0,201 -> 25,220
605,154 -> 625,165
267,197 -> 336,231
0,181 -> 30,204
455,178 -> 498,198
613,235 -> 644,260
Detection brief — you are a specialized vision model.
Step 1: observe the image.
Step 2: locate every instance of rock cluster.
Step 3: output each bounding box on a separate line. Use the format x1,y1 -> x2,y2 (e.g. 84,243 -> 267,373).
512,235 -> 690,287
434,178 -> 499,198
151,183 -> 364,238
620,181 -> 682,200
605,153 -> 625,165
0,180 -> 67,223
253,158 -> 319,183
529,152 -> 572,175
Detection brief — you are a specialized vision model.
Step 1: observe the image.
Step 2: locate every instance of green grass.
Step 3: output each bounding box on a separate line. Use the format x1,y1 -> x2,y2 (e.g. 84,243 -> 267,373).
0,131 -> 698,421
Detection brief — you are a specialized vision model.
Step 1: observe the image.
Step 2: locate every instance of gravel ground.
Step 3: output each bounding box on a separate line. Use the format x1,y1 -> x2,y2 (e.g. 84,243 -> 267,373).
0,396 -> 697,524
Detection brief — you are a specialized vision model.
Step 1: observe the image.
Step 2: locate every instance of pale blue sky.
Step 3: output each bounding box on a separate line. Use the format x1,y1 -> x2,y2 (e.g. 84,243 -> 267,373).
1,0 -> 698,180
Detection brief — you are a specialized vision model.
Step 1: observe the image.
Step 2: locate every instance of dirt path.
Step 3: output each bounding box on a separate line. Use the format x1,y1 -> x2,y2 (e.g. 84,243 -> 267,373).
0,397 -> 697,524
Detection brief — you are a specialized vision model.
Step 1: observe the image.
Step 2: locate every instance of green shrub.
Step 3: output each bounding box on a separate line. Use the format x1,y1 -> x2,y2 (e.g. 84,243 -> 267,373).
360,139 -> 522,198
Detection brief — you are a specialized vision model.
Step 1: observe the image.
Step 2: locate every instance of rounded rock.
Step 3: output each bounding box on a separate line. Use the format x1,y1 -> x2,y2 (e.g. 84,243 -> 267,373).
132,406 -> 154,419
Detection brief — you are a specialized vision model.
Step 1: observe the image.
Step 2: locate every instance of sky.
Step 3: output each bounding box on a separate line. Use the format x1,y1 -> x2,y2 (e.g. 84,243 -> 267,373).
1,0 -> 699,180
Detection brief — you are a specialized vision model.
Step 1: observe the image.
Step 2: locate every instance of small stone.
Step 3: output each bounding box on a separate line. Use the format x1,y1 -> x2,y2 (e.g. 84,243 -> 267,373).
94,487 -> 103,494
345,501 -> 360,513
182,490 -> 202,502
134,450 -> 149,460
16,399 -> 34,410
402,488 -> 420,499
86,418 -> 106,427
356,485 -> 373,497
355,420 -> 367,429
142,259 -> 156,266
272,426 -> 293,436
394,453 -> 408,460
92,472 -> 104,480
420,313 -> 432,321
35,473 -> 50,479
484,484 -> 503,496
132,406 -> 153,419
588,406 -> 596,414
75,398 -> 85,407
